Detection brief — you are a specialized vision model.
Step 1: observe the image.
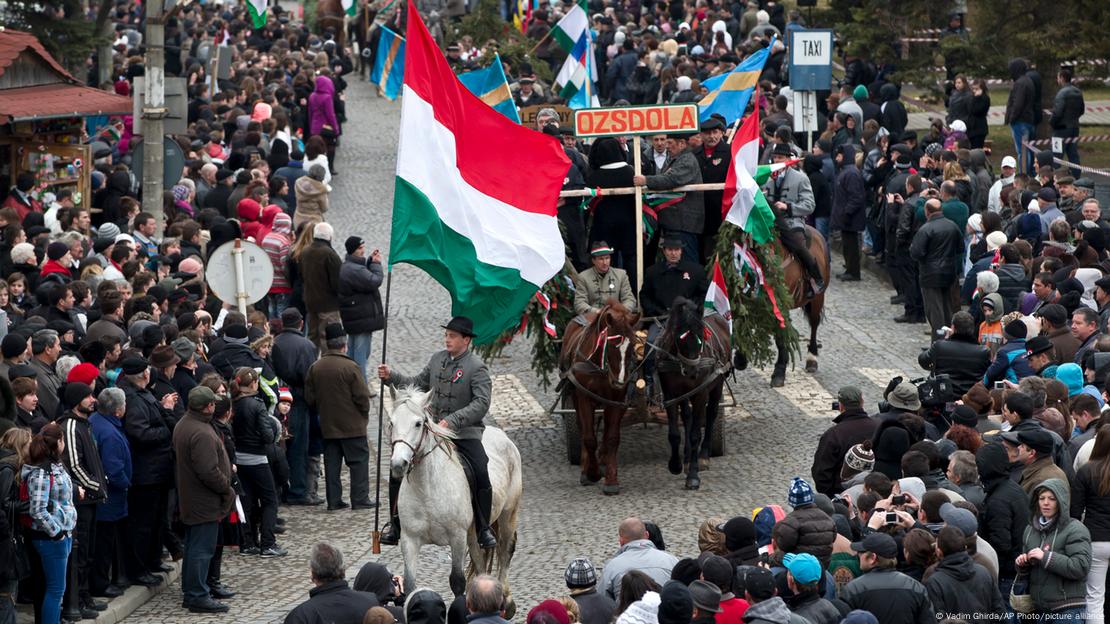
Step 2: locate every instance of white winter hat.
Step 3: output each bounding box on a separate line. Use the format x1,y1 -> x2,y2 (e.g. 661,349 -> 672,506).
614,31 -> 626,44
950,120 -> 967,133
616,591 -> 660,624
676,76 -> 692,91
986,231 -> 1008,251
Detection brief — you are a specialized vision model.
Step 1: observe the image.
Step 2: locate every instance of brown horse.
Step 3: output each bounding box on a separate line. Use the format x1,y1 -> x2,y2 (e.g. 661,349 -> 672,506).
559,300 -> 640,495
656,297 -> 730,490
316,0 -> 347,47
770,224 -> 830,387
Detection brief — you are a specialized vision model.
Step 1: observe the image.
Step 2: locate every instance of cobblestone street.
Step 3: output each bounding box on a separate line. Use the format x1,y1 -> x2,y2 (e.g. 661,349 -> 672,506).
123,77 -> 933,623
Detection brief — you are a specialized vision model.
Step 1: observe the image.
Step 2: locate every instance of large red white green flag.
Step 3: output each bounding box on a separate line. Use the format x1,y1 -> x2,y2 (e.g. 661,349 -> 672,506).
389,1 -> 571,344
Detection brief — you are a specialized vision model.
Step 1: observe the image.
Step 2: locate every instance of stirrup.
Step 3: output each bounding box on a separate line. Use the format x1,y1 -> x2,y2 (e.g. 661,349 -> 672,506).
477,528 -> 498,549
380,520 -> 400,545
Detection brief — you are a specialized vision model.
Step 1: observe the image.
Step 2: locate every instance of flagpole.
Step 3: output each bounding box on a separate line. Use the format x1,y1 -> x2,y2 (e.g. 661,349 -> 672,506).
633,135 -> 643,293
371,268 -> 392,555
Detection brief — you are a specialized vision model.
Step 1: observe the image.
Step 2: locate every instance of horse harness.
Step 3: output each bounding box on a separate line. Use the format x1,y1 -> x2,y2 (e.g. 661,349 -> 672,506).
561,312 -> 642,408
390,404 -> 454,475
655,317 -> 731,407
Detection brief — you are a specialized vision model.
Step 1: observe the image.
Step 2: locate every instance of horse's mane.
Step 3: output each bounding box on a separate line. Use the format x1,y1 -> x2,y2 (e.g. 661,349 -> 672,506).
392,386 -> 457,440
668,296 -> 701,330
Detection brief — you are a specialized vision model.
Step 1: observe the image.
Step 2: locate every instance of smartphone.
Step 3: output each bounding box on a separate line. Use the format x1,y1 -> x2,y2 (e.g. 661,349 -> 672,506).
994,381 -> 1007,389
831,401 -> 840,411
885,512 -> 898,525
891,495 -> 907,505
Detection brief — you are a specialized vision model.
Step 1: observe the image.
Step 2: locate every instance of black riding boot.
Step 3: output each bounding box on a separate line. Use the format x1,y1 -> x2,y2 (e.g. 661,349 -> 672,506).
474,488 -> 497,549
797,246 -> 826,292
379,477 -> 402,546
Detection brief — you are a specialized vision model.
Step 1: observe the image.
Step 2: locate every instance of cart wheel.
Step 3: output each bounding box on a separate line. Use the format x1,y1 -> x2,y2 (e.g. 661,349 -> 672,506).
710,413 -> 725,457
562,393 -> 581,465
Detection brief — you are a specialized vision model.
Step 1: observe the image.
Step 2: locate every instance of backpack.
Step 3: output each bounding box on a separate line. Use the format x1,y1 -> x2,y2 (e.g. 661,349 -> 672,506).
17,470 -> 53,529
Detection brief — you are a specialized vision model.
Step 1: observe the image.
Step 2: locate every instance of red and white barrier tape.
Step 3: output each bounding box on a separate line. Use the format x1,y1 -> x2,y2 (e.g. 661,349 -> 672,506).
1022,139 -> 1110,178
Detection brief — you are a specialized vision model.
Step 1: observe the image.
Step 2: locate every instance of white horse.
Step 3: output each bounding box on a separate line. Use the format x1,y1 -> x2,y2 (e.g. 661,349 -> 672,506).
389,387 -> 523,600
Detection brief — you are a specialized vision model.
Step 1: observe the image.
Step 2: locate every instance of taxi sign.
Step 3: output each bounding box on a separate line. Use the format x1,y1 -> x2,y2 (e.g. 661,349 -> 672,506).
574,104 -> 699,138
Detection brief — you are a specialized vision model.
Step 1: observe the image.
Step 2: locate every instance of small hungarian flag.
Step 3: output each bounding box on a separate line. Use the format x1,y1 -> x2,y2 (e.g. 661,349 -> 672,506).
342,0 -> 357,16
704,259 -> 732,329
246,0 -> 268,28
722,107 -> 775,244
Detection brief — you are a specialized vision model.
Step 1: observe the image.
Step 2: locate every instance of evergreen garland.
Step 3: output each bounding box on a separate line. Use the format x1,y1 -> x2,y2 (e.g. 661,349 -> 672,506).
712,222 -> 800,368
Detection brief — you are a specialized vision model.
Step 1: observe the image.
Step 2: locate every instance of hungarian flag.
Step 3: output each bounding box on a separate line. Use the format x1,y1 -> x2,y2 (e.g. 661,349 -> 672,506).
390,1 -> 570,344
342,0 -> 357,16
722,108 -> 776,245
246,0 -> 268,28
704,259 -> 732,328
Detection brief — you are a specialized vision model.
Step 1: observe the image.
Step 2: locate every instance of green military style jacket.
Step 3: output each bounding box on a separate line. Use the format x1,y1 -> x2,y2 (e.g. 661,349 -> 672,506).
390,349 -> 491,440
574,267 -> 637,316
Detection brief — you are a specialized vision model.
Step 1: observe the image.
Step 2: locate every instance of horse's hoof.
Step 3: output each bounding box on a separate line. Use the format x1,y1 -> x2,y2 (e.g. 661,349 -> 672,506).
699,457 -> 710,470
770,375 -> 785,388
805,356 -> 818,373
601,483 -> 620,495
668,457 -> 682,475
685,477 -> 701,490
580,473 -> 598,486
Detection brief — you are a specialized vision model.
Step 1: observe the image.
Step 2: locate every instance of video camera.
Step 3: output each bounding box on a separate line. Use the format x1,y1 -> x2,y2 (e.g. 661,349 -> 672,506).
877,374 -> 956,413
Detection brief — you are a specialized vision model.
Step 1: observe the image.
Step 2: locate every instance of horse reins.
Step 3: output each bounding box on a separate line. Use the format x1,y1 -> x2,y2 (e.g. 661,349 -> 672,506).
390,404 -> 453,475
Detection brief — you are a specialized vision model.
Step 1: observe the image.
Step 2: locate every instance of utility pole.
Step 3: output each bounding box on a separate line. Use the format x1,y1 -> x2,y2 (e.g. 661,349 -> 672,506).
141,0 -> 166,236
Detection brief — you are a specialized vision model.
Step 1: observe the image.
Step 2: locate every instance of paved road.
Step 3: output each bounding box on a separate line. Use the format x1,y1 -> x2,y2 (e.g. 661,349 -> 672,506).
123,77 -> 932,624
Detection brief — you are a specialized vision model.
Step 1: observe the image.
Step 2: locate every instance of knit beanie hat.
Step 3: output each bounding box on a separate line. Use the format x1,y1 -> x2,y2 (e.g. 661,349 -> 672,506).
47,241 -> 69,261
1,333 -> 26,359
1004,319 -> 1027,340
787,477 -> 814,508
853,84 -> 868,101
66,362 -> 100,386
841,441 -> 875,481
616,591 -> 660,624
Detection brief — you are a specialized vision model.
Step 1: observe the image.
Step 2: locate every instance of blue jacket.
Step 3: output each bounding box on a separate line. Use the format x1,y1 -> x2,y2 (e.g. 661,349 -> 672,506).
982,340 -> 1035,385
90,410 -> 132,521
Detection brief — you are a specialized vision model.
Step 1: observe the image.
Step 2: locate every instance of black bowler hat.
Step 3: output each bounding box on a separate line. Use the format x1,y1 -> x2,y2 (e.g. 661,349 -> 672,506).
661,235 -> 685,249
441,316 -> 476,338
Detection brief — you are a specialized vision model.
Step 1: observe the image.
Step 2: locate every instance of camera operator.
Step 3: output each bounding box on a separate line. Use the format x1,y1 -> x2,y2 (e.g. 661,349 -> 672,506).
918,311 -> 991,397
875,381 -> 941,441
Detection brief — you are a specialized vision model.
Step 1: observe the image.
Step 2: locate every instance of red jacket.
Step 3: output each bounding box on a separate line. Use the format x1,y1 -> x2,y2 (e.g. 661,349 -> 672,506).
39,259 -> 72,280
2,193 -> 41,221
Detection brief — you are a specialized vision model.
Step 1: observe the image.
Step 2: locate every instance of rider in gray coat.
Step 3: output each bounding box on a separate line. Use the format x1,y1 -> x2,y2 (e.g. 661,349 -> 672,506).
764,143 -> 822,291
378,316 -> 497,549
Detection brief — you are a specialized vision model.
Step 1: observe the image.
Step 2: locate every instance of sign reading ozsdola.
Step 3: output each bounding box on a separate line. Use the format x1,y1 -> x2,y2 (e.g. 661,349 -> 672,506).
574,104 -> 699,138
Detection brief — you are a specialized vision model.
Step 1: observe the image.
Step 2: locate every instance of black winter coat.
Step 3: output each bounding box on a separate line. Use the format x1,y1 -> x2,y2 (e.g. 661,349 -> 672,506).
830,147 -> 866,233
638,260 -> 707,317
811,408 -> 878,496
121,378 -> 176,486
917,336 -> 991,397
841,568 -> 934,624
282,580 -> 379,624
272,329 -> 318,390
994,264 -> 1030,314
924,552 -> 1004,618
338,255 -> 384,335
1005,60 -> 1036,126
772,504 -> 837,570
231,393 -> 275,457
1071,458 -> 1110,542
910,214 -> 964,288
210,342 -> 267,382
977,443 -> 1029,578
967,93 -> 991,142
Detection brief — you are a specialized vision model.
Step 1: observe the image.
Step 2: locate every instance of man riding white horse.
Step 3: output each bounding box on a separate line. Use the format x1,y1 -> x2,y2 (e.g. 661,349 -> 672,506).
377,316 -> 497,549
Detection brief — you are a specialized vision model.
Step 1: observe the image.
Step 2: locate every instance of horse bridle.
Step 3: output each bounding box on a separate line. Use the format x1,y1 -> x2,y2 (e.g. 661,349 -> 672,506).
390,404 -> 452,475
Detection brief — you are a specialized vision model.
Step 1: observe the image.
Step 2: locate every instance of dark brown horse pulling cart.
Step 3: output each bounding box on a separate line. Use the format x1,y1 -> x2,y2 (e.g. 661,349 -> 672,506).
551,300 -> 734,494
